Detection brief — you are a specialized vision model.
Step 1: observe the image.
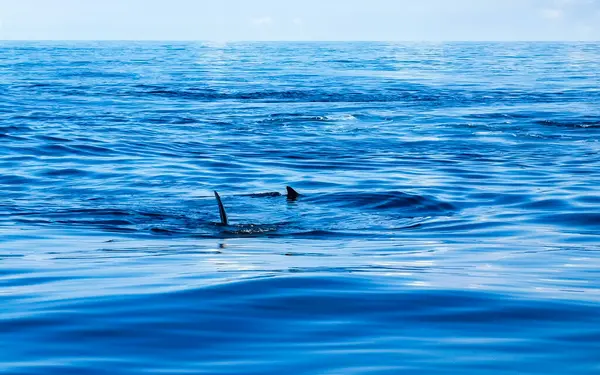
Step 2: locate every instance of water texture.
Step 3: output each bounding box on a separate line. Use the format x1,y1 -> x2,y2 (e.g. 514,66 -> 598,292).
1,42 -> 600,374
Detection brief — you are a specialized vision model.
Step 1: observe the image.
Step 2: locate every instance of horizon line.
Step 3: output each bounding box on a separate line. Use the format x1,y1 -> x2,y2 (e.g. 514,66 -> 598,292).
1,39 -> 599,43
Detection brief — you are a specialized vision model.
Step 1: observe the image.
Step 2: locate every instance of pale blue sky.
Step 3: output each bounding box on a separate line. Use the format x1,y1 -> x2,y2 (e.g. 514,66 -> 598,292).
1,0 -> 599,41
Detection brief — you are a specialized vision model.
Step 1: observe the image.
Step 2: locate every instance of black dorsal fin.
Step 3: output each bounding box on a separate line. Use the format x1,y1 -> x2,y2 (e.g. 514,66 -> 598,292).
214,191 -> 228,225
286,186 -> 300,200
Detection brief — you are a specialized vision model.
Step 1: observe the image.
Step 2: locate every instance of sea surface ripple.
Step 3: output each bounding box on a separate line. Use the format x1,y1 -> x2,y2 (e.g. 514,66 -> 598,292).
1,42 -> 600,374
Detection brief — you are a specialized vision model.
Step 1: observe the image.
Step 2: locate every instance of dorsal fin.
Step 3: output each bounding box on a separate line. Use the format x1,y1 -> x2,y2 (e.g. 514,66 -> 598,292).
286,186 -> 300,200
214,191 -> 228,225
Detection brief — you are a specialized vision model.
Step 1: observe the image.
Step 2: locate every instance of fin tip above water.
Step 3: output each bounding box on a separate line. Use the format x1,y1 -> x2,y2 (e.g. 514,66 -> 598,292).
286,186 -> 300,200
214,191 -> 228,225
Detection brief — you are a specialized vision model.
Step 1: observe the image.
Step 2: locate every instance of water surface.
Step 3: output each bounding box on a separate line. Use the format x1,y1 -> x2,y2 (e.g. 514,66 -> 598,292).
1,42 -> 600,374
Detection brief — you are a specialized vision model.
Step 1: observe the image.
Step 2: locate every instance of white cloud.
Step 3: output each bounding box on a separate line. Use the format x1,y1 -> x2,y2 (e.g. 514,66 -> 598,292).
251,16 -> 273,26
292,17 -> 303,26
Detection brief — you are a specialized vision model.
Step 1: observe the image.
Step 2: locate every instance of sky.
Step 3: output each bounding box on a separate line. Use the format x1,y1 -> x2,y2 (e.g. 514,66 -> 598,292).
0,0 -> 599,41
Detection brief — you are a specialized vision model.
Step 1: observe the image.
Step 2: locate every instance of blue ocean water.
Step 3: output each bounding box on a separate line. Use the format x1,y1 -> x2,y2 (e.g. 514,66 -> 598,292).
1,42 -> 600,374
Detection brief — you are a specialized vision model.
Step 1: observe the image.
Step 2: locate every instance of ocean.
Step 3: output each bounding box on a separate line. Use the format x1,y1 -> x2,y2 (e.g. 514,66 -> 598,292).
1,41 -> 599,374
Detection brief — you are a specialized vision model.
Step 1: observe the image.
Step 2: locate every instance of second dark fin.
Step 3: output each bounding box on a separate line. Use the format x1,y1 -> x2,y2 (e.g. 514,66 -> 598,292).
286,186 -> 300,201
214,191 -> 228,226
